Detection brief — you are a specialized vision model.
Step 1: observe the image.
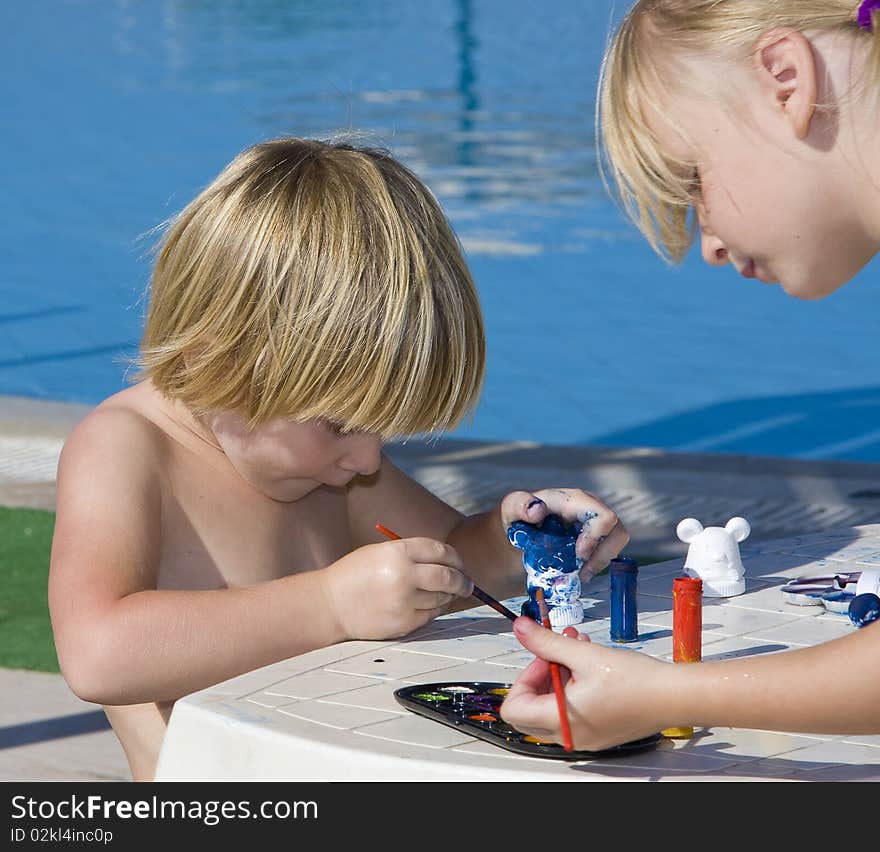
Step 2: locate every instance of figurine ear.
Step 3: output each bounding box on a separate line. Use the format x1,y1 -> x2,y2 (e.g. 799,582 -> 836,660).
725,517 -> 751,542
508,527 -> 530,548
676,518 -> 703,543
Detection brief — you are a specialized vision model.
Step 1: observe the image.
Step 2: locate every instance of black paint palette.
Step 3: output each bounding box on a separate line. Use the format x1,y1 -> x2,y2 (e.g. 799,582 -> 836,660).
393,681 -> 661,761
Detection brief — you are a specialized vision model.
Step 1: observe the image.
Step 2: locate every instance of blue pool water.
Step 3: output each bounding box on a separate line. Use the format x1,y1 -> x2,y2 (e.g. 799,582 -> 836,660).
3,1 -> 879,461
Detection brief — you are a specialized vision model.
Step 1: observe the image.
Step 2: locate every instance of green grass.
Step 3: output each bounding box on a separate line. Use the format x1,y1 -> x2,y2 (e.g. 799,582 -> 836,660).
0,506 -> 59,672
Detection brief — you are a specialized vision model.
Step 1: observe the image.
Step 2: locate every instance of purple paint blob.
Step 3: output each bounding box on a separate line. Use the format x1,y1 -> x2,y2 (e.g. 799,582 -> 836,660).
465,694 -> 503,712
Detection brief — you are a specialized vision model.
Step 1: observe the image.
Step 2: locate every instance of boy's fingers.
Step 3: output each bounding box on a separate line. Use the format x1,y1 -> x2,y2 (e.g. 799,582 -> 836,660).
414,561 -> 473,598
500,492 -> 550,527
412,590 -> 456,610
400,536 -> 464,570
576,514 -> 628,564
582,522 -> 631,576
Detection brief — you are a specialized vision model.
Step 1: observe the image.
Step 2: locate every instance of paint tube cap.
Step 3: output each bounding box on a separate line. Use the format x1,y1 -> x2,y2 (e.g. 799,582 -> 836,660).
609,556 -> 638,574
849,593 -> 880,629
673,576 -> 703,595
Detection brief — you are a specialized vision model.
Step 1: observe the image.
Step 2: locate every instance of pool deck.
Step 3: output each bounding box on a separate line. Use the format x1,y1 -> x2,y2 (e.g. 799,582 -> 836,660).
2,393 -> 880,781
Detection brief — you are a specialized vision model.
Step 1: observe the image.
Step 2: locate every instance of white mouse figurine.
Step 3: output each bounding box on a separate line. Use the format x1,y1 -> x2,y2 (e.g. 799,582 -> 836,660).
676,517 -> 750,597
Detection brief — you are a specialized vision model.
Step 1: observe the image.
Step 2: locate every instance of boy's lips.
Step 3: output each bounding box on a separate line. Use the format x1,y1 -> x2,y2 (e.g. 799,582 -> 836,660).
323,470 -> 356,487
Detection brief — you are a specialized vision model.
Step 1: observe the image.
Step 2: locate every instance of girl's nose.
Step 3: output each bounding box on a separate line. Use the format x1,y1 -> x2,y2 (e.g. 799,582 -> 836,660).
700,228 -> 730,267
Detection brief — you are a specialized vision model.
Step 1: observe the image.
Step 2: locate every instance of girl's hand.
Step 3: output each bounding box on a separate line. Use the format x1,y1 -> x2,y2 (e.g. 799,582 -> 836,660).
500,616 -> 668,752
500,487 -> 629,577
321,539 -> 473,641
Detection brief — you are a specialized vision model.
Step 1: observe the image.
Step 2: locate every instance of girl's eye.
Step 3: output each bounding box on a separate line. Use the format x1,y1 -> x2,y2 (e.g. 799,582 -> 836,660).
323,419 -> 346,435
690,168 -> 702,198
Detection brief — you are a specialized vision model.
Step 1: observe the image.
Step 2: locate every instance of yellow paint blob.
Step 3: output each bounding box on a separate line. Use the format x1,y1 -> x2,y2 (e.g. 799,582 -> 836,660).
661,726 -> 694,739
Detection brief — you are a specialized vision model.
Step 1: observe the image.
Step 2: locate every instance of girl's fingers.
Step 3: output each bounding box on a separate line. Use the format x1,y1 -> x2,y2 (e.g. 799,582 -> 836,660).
503,655 -> 552,699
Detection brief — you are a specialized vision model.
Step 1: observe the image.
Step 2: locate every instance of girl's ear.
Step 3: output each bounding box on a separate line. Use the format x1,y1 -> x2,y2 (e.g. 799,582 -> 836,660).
753,28 -> 818,139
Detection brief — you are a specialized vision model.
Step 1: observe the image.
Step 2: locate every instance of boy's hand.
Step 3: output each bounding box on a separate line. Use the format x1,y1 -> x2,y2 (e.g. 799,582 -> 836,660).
321,539 -> 473,641
500,488 -> 629,577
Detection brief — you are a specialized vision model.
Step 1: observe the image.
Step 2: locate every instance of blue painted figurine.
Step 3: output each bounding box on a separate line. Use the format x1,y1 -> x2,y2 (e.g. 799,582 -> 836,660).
507,513 -> 585,628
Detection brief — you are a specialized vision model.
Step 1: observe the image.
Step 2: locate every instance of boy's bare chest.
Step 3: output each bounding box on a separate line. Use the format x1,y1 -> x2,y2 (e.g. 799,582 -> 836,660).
156,465 -> 352,590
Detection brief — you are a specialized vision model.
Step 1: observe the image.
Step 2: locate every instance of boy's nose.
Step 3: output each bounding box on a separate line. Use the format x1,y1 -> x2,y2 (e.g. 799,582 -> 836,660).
340,433 -> 383,476
700,228 -> 730,267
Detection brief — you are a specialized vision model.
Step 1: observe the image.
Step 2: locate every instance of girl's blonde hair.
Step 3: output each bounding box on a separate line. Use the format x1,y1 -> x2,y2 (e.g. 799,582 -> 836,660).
598,0 -> 880,262
138,136 -> 485,439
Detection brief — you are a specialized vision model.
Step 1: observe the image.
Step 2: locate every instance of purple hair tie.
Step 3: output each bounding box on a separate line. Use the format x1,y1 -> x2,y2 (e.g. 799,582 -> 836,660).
858,0 -> 880,31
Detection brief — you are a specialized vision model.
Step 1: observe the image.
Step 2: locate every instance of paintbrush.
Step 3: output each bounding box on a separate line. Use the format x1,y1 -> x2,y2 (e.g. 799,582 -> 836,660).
374,523 -> 518,620
534,587 -> 574,752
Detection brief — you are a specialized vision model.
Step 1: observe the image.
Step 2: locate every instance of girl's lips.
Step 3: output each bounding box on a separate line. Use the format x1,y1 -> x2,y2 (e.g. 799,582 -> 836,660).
754,265 -> 778,285
739,259 -> 778,284
739,259 -> 756,279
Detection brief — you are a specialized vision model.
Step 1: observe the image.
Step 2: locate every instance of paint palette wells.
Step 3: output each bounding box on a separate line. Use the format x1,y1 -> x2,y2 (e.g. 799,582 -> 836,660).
394,682 -> 661,760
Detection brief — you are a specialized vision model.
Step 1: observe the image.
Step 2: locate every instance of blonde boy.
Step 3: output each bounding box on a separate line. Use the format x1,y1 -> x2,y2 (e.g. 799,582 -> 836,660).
48,137 -> 627,780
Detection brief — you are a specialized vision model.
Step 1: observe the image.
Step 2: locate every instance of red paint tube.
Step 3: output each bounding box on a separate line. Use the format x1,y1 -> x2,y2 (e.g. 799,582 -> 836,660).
672,576 -> 703,663
662,576 -> 702,739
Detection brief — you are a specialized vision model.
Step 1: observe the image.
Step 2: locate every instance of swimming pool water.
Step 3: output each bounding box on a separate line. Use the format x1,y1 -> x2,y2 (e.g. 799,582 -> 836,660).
2,1 -> 879,461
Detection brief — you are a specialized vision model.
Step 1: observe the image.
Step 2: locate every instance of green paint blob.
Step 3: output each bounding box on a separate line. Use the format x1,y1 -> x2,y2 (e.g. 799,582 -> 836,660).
412,692 -> 451,702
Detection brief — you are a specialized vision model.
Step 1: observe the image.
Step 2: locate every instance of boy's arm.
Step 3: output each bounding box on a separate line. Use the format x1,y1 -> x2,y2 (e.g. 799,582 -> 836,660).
346,454 -> 520,601
346,456 -> 626,604
345,453 -> 465,546
49,410 -> 347,706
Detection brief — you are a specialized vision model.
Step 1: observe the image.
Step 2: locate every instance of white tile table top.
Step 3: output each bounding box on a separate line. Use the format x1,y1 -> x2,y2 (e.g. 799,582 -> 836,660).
155,524 -> 880,782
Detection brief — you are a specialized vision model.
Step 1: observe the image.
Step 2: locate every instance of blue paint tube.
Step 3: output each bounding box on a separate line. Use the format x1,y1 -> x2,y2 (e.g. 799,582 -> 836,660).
610,556 -> 639,642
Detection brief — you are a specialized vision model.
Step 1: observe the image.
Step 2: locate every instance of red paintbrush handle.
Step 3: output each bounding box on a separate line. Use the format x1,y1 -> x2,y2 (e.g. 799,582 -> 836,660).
535,588 -> 574,752
549,661 -> 573,751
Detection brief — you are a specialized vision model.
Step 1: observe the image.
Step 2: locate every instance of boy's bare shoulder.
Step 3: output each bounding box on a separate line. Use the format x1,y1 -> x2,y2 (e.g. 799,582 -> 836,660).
58,386 -> 170,484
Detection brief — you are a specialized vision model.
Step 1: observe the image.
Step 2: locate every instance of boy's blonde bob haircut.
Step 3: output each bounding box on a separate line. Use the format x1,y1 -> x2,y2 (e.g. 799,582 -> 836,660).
598,0 -> 880,263
139,137 -> 485,439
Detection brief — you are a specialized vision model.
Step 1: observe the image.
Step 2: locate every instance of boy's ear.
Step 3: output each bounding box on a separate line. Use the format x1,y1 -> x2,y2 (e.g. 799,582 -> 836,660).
182,334 -> 217,370
753,28 -> 818,139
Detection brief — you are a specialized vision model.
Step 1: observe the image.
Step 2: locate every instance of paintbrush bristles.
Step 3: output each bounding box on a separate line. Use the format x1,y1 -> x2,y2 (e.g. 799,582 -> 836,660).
535,587 -> 551,625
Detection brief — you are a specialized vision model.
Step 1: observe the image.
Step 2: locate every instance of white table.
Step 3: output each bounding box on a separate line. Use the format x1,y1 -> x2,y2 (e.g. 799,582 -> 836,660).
155,526 -> 880,781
